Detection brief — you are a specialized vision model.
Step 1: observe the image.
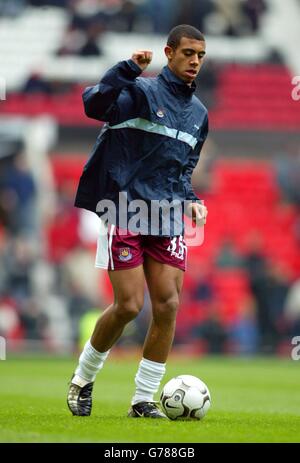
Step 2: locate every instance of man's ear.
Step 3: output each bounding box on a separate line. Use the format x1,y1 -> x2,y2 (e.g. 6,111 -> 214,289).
164,45 -> 174,61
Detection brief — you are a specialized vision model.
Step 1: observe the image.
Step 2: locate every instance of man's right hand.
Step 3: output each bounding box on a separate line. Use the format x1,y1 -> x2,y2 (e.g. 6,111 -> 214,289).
131,50 -> 153,71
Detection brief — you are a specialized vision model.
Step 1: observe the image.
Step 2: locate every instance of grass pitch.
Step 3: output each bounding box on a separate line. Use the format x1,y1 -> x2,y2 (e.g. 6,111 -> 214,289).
0,355 -> 299,443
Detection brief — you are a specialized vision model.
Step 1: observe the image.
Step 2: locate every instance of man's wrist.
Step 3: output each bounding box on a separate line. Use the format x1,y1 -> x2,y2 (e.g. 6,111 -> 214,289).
127,59 -> 144,75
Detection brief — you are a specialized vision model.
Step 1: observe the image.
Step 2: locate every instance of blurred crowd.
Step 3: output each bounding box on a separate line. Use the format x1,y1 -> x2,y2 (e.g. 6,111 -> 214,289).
0,147 -> 101,352
183,235 -> 298,356
0,0 -> 268,57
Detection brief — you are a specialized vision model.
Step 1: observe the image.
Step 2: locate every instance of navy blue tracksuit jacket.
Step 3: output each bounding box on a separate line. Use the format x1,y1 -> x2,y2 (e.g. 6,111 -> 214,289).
74,59 -> 209,235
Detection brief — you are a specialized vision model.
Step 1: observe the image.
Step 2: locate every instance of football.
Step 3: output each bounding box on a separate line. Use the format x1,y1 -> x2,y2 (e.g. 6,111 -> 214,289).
160,374 -> 211,420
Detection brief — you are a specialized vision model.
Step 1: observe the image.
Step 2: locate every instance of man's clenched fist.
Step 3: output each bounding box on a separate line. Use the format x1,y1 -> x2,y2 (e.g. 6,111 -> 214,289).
131,50 -> 153,71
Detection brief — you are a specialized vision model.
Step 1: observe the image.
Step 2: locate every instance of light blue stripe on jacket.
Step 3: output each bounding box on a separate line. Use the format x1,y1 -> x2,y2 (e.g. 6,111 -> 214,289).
108,118 -> 198,149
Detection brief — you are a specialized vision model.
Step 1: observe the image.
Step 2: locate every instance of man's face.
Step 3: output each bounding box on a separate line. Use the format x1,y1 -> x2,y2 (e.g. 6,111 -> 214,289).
165,37 -> 206,84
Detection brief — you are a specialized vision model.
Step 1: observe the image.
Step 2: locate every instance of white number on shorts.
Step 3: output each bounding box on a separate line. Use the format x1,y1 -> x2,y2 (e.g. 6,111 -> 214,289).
167,236 -> 186,260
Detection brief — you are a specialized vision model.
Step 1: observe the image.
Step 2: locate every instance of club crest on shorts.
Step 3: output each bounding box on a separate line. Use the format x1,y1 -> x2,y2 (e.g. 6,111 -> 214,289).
118,247 -> 133,262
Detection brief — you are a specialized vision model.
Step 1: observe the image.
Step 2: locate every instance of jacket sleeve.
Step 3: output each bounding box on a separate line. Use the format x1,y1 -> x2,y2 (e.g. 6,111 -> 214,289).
82,59 -> 143,122
183,114 -> 209,202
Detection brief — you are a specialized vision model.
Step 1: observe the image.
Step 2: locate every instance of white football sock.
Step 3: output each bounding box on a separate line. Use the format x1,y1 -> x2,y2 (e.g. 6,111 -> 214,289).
73,339 -> 110,386
131,357 -> 166,405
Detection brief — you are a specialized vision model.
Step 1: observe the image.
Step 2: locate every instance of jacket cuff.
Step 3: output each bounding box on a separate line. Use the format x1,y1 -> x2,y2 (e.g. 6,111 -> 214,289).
126,59 -> 144,76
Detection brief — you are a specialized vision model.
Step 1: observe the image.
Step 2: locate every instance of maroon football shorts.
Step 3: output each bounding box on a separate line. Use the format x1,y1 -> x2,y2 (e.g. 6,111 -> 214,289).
95,221 -> 187,271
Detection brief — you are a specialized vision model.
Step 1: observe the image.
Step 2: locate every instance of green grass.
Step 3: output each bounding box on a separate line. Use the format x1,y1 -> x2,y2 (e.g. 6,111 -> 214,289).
0,355 -> 300,443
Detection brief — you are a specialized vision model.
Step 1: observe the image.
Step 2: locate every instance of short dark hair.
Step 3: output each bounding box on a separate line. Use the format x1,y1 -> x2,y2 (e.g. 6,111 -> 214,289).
167,24 -> 205,50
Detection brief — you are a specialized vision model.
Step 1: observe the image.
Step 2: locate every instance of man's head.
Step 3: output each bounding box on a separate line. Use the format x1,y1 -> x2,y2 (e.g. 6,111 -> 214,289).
165,24 -> 206,84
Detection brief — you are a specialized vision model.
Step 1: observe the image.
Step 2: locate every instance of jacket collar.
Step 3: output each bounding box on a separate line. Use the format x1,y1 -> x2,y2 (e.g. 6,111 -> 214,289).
159,65 -> 196,97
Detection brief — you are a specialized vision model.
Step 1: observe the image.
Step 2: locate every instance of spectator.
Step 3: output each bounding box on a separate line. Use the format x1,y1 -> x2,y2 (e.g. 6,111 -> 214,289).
146,0 -> 179,34
23,73 -> 53,95
275,143 -> 300,206
4,236 -> 36,302
191,266 -> 215,303
68,282 -> 96,343
0,152 -> 37,236
57,28 -> 88,56
115,0 -> 139,32
192,302 -> 228,354
243,232 -> 271,351
242,0 -> 267,32
266,262 -> 291,330
243,231 -> 266,280
173,0 -> 214,33
78,21 -> 103,56
19,298 -> 48,341
284,277 -> 300,337
68,0 -> 109,31
215,237 -> 243,269
245,240 -> 290,353
229,296 -> 259,354
206,0 -> 250,36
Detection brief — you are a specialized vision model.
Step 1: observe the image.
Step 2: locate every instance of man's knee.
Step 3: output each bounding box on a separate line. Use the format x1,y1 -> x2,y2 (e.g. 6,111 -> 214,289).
114,297 -> 143,323
153,297 -> 180,323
